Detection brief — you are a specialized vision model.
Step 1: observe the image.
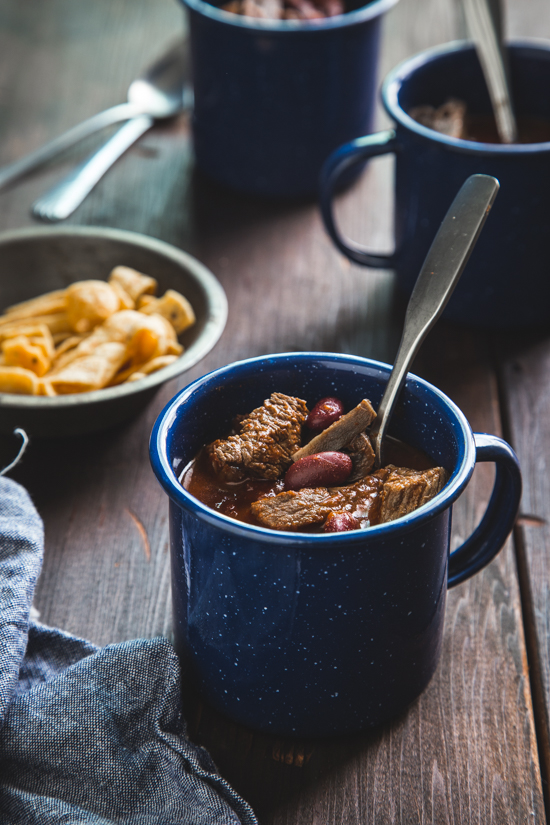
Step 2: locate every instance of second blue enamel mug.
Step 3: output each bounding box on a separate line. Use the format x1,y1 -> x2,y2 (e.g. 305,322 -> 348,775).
320,41 -> 550,328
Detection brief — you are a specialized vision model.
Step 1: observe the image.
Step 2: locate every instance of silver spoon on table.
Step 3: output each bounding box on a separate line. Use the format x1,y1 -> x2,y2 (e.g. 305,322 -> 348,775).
31,41 -> 192,222
370,173 -> 500,467
0,41 -> 190,195
461,0 -> 517,143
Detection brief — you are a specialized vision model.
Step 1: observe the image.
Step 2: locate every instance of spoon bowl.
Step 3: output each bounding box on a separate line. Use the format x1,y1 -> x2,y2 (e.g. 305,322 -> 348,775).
127,41 -> 192,118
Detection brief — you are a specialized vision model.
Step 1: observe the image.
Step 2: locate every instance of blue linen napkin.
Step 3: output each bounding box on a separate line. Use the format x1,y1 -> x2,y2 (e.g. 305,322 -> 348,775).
0,476 -> 258,825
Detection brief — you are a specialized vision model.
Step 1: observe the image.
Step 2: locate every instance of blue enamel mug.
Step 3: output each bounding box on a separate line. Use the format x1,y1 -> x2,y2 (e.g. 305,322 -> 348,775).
179,0 -> 398,196
150,352 -> 521,736
320,41 -> 550,328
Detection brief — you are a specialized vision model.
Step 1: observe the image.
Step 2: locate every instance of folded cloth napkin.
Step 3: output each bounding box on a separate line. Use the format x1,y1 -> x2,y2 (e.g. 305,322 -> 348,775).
0,477 -> 257,825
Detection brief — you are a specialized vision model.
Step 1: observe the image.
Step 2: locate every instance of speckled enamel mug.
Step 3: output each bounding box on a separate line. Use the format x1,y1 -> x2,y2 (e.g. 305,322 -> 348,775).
179,0 -> 399,196
150,353 -> 521,736
320,41 -> 550,327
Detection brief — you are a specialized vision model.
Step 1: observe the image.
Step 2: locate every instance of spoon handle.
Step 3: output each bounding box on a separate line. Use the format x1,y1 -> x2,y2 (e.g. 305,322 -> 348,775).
0,102 -> 139,192
462,0 -> 517,143
371,173 -> 500,466
32,114 -> 153,222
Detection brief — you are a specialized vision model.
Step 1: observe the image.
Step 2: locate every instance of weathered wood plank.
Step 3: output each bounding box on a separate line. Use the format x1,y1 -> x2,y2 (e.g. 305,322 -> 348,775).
473,0 -> 550,807
499,332 -> 550,802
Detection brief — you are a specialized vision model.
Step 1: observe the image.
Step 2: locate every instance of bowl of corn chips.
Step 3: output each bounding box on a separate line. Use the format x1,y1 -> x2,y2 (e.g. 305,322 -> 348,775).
0,226 -> 227,437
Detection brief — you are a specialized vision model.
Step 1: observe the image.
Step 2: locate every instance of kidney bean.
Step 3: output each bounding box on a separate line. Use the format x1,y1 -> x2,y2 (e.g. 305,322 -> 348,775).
284,451 -> 352,491
324,512 -> 360,532
306,396 -> 344,431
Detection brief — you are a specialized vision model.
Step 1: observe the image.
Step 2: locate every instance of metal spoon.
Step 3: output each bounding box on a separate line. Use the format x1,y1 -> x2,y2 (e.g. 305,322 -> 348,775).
0,40 -> 191,194
370,173 -> 500,467
461,0 -> 517,143
32,41 -> 191,221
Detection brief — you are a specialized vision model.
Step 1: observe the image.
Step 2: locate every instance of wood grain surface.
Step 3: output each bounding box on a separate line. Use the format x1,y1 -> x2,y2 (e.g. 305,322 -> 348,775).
500,330 -> 550,807
0,0 -> 548,822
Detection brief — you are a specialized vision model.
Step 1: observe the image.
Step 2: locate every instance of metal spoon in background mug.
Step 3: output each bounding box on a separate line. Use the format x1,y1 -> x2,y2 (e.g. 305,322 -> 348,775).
0,40 -> 191,194
461,0 -> 517,142
370,173 -> 500,467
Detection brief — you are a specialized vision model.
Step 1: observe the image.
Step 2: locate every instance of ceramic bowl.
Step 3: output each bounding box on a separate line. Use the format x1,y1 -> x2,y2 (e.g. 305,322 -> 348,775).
0,226 -> 227,438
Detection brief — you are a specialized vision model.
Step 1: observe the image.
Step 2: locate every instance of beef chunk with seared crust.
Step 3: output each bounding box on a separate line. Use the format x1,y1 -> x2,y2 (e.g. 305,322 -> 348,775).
207,392 -> 309,482
378,465 -> 448,523
251,464 -> 447,530
251,475 -> 384,530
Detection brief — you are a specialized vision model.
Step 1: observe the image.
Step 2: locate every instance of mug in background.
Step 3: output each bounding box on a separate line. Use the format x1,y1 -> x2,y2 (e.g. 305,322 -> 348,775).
320,40 -> 550,328
150,352 -> 521,736
179,0 -> 398,197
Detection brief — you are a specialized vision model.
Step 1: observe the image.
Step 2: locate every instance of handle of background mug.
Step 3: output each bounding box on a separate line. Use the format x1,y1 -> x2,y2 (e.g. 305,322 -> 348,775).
447,433 -> 522,588
319,129 -> 401,268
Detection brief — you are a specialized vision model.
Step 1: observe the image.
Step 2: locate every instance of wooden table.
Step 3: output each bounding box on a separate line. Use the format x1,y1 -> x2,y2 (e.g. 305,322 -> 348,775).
1,0 -> 550,821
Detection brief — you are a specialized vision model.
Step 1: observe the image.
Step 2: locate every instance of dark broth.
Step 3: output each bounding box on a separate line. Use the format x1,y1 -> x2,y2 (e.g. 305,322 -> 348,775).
181,448 -> 285,525
181,436 -> 435,530
464,113 -> 550,144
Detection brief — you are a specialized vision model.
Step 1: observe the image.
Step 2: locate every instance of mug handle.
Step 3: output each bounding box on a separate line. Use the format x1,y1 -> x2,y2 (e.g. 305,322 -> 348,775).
319,129 -> 401,268
447,433 -> 522,588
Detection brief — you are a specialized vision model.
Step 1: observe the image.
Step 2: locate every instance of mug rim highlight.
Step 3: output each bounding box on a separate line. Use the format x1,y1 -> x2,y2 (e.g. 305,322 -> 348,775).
180,0 -> 398,32
382,37 -> 550,154
150,351 -> 475,545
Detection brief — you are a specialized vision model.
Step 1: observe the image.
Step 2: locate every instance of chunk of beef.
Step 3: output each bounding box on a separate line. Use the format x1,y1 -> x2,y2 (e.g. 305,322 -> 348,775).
207,392 -> 309,482
250,475 -> 384,530
377,465 -> 448,524
251,464 -> 448,530
251,488 -> 338,530
292,398 -> 376,461
409,98 -> 467,139
345,431 -> 376,482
